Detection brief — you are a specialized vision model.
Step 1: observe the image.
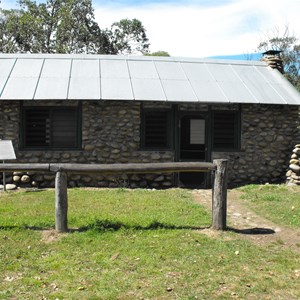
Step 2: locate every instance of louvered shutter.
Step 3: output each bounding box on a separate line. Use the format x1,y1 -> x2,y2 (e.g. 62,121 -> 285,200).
143,111 -> 170,148
213,111 -> 239,150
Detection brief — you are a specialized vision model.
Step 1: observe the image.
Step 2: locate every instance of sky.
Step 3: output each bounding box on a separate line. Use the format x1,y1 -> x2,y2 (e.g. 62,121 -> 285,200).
92,0 -> 300,58
1,0 -> 300,59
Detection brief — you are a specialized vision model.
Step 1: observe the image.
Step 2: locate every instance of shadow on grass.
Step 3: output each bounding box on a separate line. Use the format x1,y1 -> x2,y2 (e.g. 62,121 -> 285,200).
0,220 -> 209,233
228,227 -> 275,235
77,219 -> 208,233
0,223 -> 276,236
0,225 -> 53,231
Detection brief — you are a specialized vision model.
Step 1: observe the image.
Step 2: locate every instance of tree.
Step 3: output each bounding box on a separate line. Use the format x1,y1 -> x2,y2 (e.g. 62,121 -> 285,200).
54,0 -> 109,54
109,18 -> 149,55
0,0 -> 149,55
258,26 -> 300,91
0,8 -> 22,52
145,51 -> 170,57
0,2 -> 43,52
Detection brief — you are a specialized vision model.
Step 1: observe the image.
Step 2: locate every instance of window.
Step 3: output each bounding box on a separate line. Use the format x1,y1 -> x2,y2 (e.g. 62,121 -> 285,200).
22,107 -> 81,149
180,116 -> 206,160
212,111 -> 240,150
142,110 -> 171,149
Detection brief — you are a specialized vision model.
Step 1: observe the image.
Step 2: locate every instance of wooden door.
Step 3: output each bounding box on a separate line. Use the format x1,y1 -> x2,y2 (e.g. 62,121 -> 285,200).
179,114 -> 208,187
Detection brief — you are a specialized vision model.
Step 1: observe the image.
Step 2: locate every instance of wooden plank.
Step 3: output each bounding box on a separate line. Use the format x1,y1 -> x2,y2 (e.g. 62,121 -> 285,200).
55,171 -> 68,232
0,163 -> 50,172
0,162 -> 215,174
49,162 -> 216,174
212,159 -> 228,230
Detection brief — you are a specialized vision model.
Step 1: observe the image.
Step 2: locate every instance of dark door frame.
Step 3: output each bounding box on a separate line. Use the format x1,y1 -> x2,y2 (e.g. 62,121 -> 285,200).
175,109 -> 212,188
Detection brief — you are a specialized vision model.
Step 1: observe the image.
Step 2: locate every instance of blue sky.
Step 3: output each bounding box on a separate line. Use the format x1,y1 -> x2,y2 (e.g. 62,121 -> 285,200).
2,0 -> 300,58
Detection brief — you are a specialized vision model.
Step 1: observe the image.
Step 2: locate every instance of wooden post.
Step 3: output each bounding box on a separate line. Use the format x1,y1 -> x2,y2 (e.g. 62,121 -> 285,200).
212,159 -> 228,230
55,171 -> 68,232
3,160 -> 6,192
3,172 -> 6,192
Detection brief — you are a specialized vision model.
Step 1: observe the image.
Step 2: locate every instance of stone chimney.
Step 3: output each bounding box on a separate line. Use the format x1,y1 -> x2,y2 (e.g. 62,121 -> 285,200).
262,50 -> 284,74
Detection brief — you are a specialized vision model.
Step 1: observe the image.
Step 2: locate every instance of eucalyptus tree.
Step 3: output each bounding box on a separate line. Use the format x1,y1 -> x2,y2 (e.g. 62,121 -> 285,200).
109,18 -> 149,54
0,0 -> 149,55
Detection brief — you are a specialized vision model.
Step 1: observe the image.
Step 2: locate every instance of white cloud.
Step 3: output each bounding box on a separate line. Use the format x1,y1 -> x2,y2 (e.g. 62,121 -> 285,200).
94,0 -> 300,57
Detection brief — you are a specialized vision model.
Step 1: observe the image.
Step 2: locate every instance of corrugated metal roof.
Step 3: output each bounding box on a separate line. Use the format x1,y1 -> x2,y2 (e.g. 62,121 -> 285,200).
0,53 -> 299,105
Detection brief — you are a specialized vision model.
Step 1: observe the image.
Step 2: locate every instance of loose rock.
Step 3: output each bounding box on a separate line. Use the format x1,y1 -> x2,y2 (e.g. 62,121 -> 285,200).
287,145 -> 300,185
0,184 -> 17,190
21,175 -> 30,183
293,148 -> 300,155
13,175 -> 21,182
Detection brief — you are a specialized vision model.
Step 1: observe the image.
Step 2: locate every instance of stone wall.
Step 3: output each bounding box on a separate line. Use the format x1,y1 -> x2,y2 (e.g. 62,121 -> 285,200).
0,101 -> 19,146
212,104 -> 300,186
1,100 -> 174,189
0,101 -> 299,188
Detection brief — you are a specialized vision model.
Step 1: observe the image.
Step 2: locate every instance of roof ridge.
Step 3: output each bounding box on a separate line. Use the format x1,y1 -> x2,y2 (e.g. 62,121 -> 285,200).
0,53 -> 266,66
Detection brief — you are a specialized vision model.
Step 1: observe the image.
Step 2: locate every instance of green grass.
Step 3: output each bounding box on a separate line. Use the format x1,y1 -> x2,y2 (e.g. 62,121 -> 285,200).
239,184 -> 300,228
0,188 -> 210,230
1,188 -> 300,299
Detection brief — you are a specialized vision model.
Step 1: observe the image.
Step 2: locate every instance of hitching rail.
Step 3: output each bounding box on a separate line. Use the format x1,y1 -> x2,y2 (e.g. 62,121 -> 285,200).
0,160 -> 228,232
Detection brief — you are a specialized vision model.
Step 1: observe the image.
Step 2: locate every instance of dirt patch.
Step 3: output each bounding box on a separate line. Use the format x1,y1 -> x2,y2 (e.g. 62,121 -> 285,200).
199,228 -> 235,241
193,189 -> 300,253
41,229 -> 65,244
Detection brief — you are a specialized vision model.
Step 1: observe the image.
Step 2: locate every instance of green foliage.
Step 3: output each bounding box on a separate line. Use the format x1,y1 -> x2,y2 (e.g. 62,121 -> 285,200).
109,18 -> 149,54
240,184 -> 300,227
145,50 -> 170,57
258,26 -> 300,91
0,0 -> 149,54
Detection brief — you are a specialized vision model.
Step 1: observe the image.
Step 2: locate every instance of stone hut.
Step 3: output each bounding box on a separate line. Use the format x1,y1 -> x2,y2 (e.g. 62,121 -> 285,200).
0,53 -> 299,188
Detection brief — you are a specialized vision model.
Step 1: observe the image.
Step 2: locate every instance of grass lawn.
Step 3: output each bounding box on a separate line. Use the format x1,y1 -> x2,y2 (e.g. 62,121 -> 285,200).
239,184 -> 300,228
1,188 -> 300,299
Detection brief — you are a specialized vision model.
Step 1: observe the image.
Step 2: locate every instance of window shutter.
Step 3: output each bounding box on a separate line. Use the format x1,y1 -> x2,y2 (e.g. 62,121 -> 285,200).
23,107 -> 80,149
144,111 -> 170,148
213,111 -> 239,150
52,110 -> 78,148
25,110 -> 50,147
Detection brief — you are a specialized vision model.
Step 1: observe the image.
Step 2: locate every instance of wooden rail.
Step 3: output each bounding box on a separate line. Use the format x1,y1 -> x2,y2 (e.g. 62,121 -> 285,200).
0,162 -> 216,173
0,160 -> 228,232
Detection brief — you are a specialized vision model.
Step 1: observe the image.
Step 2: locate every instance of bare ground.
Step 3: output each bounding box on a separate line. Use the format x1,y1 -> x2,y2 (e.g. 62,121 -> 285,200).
41,229 -> 66,243
193,189 -> 300,253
